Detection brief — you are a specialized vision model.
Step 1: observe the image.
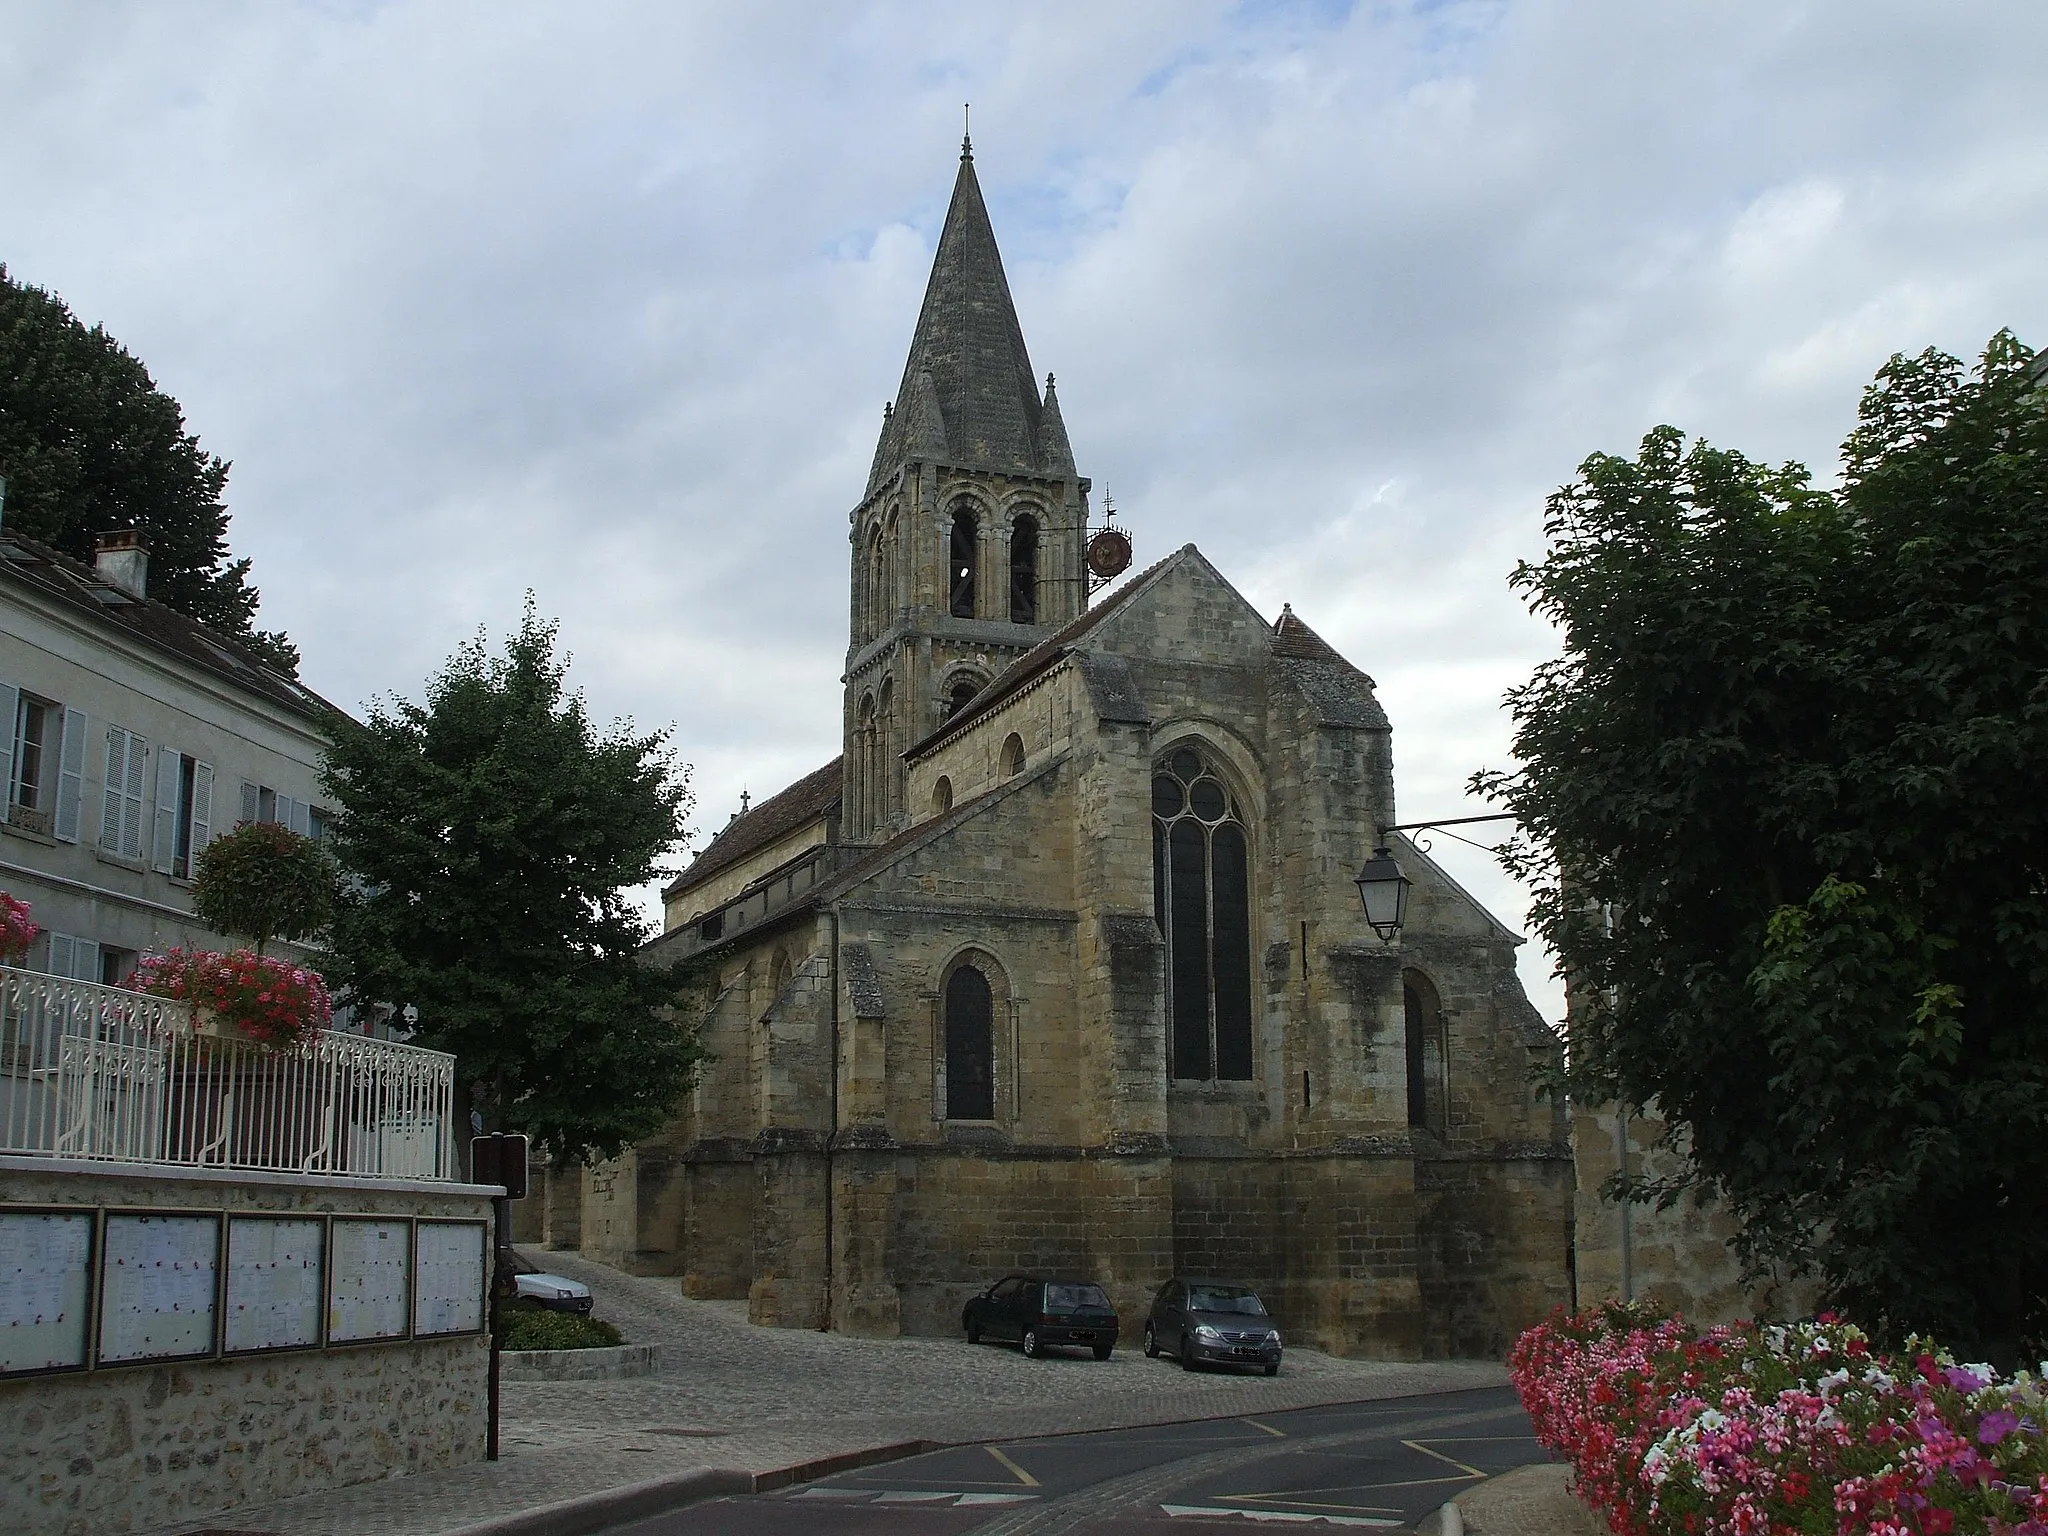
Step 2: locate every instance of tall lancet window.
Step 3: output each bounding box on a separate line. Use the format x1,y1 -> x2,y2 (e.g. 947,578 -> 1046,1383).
949,508 -> 978,618
1152,745 -> 1254,1081
1009,514 -> 1039,624
944,963 -> 995,1120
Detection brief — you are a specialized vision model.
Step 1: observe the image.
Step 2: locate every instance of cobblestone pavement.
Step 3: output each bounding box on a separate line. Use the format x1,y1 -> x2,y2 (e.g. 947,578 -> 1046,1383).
149,1248 -> 1507,1536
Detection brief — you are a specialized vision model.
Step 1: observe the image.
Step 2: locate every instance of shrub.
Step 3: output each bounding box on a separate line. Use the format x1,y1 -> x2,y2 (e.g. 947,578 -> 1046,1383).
1511,1303 -> 2048,1535
501,1310 -> 622,1352
133,946 -> 333,1050
192,820 -> 336,955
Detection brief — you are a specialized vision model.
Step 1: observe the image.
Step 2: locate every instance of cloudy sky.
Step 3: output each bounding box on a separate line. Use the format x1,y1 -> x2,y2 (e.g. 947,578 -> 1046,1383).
5,1 -> 2043,1023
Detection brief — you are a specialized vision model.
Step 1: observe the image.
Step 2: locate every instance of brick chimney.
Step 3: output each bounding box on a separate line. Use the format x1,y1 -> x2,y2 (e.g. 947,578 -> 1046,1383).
95,530 -> 149,599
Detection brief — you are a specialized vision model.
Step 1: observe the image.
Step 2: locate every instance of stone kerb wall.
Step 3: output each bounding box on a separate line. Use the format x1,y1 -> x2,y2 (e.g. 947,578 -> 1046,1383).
0,1158 -> 493,1536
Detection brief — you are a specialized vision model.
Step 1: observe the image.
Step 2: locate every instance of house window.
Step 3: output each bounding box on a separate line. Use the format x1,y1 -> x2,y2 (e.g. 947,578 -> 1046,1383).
944,963 -> 995,1120
101,726 -> 149,861
949,508 -> 978,618
43,932 -> 101,983
238,780 -> 320,835
1152,745 -> 1254,1081
1009,514 -> 1039,624
154,751 -> 214,879
1,682 -> 85,842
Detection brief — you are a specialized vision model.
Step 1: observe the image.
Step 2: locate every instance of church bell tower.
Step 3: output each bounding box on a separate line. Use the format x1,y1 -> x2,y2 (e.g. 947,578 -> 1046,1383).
842,136 -> 1090,841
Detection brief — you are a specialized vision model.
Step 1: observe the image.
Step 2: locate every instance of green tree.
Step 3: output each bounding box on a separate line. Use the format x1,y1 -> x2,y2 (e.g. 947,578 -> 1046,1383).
1481,333 -> 2048,1361
320,604 -> 701,1164
192,821 -> 337,955
0,265 -> 298,674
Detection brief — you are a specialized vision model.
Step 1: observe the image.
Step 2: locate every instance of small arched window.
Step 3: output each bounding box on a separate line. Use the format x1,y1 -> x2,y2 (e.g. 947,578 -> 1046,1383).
946,677 -> 980,720
932,776 -> 953,815
999,733 -> 1025,779
1404,972 -> 1447,1133
1009,513 -> 1039,625
944,963 -> 995,1120
949,507 -> 978,618
1153,745 -> 1253,1081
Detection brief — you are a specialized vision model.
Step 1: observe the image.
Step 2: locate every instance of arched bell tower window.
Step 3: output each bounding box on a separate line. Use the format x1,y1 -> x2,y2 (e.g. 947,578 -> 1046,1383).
943,963 -> 995,1120
949,507 -> 978,618
1009,513 -> 1039,625
945,675 -> 981,721
866,523 -> 886,637
1152,745 -> 1254,1081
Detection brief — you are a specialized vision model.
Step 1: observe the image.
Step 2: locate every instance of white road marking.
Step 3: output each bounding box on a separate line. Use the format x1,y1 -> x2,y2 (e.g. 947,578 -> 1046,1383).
794,1488 -> 1037,1507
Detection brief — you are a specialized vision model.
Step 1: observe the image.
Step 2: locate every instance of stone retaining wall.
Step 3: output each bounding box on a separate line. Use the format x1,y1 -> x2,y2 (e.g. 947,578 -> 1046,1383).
0,1157 -> 495,1536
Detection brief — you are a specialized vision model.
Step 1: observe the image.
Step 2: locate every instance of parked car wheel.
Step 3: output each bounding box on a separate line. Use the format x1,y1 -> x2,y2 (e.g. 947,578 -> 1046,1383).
1143,1322 -> 1159,1358
966,1318 -> 981,1344
1093,1342 -> 1113,1361
1021,1327 -> 1042,1359
1180,1334 -> 1198,1371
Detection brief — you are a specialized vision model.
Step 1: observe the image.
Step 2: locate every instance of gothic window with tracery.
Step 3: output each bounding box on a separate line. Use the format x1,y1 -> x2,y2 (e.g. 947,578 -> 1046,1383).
944,963 -> 995,1119
949,507 -> 978,618
1152,746 -> 1254,1081
1009,513 -> 1039,624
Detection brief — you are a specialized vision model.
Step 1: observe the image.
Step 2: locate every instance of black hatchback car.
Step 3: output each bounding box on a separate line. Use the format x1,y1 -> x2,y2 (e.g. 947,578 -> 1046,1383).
962,1275 -> 1119,1360
1144,1278 -> 1282,1374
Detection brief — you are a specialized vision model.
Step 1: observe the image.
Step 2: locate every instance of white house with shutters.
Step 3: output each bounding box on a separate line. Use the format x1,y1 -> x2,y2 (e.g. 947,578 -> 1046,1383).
0,525 -> 341,982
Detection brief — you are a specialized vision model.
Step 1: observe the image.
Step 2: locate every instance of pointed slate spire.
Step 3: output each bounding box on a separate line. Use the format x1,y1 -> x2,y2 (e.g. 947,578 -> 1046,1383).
1038,373 -> 1075,475
866,402 -> 895,494
872,148 -> 1053,478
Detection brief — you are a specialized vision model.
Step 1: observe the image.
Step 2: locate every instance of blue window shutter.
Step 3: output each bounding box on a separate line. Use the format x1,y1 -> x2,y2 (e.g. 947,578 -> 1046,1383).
54,708 -> 86,842
154,749 -> 182,873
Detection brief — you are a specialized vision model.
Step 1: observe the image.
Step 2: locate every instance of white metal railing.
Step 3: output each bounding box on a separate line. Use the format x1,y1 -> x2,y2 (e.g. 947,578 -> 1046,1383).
0,966 -> 457,1180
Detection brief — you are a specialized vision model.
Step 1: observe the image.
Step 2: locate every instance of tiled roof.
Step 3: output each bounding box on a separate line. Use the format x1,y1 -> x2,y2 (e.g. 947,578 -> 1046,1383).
0,531 -> 344,725
665,756 -> 842,901
1270,604 -> 1388,730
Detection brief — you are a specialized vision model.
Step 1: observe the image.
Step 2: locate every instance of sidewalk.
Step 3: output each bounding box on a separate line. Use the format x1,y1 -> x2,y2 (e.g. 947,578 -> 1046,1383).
1443,1464 -> 1606,1536
151,1247 -> 1508,1536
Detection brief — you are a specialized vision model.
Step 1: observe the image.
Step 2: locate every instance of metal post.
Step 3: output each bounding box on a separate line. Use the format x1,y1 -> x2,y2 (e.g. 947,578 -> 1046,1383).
487,1190 -> 512,1459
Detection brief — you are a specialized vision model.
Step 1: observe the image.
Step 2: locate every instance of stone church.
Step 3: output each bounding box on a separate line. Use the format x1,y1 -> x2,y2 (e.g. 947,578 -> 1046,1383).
565,141 -> 1572,1359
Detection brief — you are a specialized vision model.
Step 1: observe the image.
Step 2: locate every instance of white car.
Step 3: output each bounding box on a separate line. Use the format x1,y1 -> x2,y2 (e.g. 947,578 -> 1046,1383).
511,1261 -> 593,1315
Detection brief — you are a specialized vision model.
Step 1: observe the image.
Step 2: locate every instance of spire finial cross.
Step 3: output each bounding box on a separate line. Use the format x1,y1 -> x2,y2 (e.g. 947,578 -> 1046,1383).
961,103 -> 972,162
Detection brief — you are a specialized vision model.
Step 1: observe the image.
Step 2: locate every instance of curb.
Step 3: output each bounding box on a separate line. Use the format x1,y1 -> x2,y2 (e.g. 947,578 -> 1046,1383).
446,1440 -> 940,1536
501,1343 -> 660,1381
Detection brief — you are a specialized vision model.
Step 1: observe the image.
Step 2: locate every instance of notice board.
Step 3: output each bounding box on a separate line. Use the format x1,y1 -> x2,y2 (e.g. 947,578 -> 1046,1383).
328,1218 -> 410,1342
0,1209 -> 95,1375
225,1217 -> 325,1353
412,1221 -> 486,1336
98,1212 -> 220,1364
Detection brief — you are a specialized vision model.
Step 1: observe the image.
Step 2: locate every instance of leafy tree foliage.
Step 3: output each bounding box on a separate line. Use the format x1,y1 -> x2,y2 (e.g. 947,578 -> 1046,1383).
0,265 -> 298,674
192,821 -> 337,956
1481,334 -> 2048,1360
320,605 -> 700,1164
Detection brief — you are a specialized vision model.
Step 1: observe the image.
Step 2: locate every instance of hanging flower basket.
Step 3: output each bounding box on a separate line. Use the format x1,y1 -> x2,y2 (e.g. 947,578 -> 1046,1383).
0,892 -> 40,967
134,947 -> 333,1052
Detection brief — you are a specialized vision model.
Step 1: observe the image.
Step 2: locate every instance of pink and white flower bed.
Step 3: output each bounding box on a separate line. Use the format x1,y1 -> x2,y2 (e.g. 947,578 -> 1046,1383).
1510,1302 -> 2047,1535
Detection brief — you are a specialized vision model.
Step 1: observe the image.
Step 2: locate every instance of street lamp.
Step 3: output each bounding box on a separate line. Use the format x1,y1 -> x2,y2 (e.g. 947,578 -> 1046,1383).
1353,847 -> 1410,942
1355,814 -> 1516,943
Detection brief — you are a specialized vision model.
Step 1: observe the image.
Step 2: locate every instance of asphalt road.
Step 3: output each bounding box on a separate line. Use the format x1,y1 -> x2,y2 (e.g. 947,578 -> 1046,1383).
604,1382 -> 1544,1534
